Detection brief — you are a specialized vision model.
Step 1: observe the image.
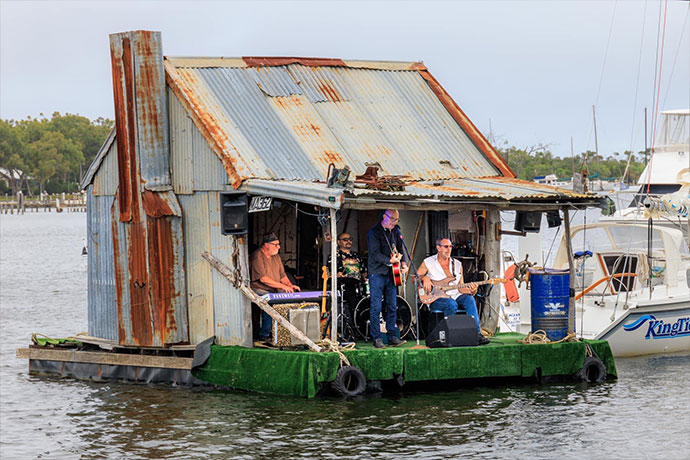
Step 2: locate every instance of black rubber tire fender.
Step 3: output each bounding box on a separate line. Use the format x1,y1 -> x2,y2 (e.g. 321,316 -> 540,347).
331,365 -> 367,397
576,356 -> 606,383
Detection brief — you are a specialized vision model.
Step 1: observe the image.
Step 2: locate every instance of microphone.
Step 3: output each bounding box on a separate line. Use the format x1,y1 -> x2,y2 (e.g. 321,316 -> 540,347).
394,224 -> 403,239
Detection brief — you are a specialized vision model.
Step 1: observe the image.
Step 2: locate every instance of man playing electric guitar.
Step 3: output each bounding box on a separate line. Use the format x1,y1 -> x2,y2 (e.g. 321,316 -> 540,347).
417,237 -> 489,345
367,209 -> 408,349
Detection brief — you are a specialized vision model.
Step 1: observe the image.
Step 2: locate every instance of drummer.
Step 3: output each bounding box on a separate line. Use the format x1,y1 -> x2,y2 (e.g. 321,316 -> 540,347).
328,232 -> 367,337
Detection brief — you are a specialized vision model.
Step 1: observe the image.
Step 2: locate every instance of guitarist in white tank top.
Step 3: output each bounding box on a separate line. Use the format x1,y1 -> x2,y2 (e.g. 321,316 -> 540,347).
417,237 -> 487,342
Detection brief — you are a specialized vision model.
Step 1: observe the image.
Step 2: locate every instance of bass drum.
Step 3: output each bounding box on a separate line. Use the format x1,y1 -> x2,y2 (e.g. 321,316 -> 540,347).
353,295 -> 412,340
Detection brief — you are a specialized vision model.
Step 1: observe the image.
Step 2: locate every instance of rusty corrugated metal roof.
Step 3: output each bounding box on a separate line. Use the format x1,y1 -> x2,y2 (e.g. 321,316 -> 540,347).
242,176 -> 592,208
164,56 -> 514,189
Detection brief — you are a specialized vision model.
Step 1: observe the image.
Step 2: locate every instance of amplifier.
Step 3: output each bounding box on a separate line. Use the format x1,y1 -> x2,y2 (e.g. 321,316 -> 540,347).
271,303 -> 320,347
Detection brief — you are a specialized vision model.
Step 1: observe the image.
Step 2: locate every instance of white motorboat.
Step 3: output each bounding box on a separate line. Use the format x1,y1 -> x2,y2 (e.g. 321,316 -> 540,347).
600,109 -> 690,240
501,221 -> 690,357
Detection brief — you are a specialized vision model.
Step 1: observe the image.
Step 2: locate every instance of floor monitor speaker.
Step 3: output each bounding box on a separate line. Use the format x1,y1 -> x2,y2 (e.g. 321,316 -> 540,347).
425,315 -> 479,348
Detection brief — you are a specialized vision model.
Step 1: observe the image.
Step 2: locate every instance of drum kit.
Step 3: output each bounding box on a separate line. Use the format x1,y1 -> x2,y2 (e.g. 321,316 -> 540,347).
337,277 -> 417,341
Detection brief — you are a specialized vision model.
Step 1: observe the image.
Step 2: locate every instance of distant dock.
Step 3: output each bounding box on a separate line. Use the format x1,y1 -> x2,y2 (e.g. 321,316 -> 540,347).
1,193 -> 87,214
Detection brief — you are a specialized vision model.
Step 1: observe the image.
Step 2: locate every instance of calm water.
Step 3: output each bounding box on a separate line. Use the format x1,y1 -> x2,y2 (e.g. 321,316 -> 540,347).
1,212 -> 689,460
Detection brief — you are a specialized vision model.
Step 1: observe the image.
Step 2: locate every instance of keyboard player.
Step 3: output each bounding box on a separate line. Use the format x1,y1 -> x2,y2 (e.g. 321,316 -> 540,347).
250,232 -> 300,341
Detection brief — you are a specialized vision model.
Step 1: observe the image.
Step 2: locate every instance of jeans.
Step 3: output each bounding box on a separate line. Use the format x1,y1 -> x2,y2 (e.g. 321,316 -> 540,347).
430,295 -> 481,332
254,289 -> 273,339
369,273 -> 398,341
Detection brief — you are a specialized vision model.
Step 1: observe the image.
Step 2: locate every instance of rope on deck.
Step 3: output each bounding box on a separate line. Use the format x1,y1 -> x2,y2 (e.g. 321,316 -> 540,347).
518,330 -> 579,344
315,338 -> 356,367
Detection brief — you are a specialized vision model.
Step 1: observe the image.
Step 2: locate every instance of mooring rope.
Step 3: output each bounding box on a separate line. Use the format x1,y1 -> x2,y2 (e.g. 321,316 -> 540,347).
315,338 -> 355,367
519,330 -> 579,345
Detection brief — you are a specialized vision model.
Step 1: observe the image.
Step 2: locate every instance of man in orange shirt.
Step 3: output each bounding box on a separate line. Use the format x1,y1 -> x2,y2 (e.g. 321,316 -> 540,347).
250,232 -> 300,341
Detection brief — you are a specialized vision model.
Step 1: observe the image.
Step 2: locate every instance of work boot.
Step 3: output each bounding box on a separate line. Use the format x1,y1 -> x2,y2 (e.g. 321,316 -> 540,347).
373,338 -> 386,349
388,336 -> 406,347
478,335 -> 491,345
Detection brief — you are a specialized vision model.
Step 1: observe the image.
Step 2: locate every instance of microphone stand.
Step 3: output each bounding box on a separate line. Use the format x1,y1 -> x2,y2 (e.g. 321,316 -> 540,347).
396,226 -> 422,346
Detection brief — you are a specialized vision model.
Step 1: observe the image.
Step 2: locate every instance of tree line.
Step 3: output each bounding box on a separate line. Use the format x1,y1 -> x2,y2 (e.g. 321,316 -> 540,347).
497,143 -> 647,183
0,113 -> 648,196
0,113 -> 113,196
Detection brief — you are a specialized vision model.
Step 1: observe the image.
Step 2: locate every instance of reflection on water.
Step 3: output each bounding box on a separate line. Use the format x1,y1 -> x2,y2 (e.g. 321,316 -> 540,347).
1,213 -> 689,459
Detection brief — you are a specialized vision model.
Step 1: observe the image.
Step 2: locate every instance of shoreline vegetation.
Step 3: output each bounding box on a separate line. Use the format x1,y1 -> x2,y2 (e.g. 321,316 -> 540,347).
1,113 -> 647,198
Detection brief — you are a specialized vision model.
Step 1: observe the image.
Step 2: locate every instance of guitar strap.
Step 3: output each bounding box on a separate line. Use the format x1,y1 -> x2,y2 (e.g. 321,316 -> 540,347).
382,228 -> 396,257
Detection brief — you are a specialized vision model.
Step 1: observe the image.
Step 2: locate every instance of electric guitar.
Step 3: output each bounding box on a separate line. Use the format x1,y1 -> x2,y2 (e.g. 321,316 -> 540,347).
418,276 -> 506,304
391,249 -> 403,287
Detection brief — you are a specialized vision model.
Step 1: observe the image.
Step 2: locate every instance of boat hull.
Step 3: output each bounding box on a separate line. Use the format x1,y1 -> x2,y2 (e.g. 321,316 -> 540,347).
596,300 -> 690,357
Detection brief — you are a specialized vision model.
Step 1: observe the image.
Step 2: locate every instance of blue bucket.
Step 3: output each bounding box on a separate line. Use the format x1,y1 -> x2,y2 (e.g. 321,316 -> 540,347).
529,269 -> 572,341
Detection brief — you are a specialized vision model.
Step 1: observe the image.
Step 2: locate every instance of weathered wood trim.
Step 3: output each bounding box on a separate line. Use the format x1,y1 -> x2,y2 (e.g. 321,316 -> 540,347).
16,348 -> 193,370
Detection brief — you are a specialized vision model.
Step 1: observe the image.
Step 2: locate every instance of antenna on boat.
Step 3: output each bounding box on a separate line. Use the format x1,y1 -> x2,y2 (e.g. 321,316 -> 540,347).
644,107 -> 649,166
592,105 -> 599,158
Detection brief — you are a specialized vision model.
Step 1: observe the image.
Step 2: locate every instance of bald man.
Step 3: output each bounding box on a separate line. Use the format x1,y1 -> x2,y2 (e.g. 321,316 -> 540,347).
367,209 -> 408,348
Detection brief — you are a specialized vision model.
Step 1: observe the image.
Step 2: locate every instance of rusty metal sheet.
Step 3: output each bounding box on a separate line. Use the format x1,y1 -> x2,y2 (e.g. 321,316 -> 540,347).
132,31 -> 171,190
142,190 -> 182,217
242,56 -> 347,67
109,34 -> 136,221
164,58 -> 504,186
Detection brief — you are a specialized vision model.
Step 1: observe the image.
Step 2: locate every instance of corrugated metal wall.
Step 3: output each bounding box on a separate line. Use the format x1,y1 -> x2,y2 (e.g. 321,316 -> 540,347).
86,187 -> 118,340
169,88 -> 229,193
92,141 -> 119,196
178,192 -> 251,346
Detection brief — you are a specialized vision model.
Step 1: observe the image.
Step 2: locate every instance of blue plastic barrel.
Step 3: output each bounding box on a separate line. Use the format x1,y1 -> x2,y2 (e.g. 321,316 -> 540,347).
529,269 -> 572,341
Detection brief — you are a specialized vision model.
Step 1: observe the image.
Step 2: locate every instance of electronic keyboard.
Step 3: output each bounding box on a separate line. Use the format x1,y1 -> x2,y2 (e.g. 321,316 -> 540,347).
261,290 -> 330,304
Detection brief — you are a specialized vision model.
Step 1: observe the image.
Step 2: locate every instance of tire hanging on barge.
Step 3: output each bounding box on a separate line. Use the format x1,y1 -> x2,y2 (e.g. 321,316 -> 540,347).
331,365 -> 367,397
575,356 -> 606,383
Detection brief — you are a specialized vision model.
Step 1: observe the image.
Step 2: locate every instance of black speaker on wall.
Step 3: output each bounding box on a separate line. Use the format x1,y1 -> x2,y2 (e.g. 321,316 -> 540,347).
514,211 -> 542,233
425,315 -> 480,348
220,192 -> 248,235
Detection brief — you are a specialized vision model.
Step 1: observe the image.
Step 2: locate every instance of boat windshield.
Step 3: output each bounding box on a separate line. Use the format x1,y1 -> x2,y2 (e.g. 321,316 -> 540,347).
628,184 -> 682,208
571,226 -> 665,254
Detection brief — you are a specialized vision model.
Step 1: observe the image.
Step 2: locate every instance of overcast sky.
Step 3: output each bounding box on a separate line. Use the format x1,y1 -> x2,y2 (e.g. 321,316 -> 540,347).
1,0 -> 688,158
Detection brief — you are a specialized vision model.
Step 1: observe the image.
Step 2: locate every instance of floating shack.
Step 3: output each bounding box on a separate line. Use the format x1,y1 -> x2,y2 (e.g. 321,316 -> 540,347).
17,30 -> 616,397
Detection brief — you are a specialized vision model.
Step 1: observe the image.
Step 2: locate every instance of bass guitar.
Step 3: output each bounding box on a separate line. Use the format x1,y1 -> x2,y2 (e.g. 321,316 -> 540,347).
418,276 -> 506,304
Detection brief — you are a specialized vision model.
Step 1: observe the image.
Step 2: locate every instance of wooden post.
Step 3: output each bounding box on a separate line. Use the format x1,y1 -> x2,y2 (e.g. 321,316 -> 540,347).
202,251 -> 323,352
330,208 -> 338,343
563,209 -> 576,334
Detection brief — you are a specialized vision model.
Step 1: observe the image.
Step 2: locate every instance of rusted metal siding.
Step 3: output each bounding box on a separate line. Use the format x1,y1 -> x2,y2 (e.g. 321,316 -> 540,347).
178,194 -> 214,344
109,31 -> 188,347
132,31 -> 171,190
86,189 -> 118,340
348,177 -> 592,201
165,58 -> 506,186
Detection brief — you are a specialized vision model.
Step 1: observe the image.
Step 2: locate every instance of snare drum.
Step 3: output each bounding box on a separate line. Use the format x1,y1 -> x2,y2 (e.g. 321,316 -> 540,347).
352,295 -> 412,340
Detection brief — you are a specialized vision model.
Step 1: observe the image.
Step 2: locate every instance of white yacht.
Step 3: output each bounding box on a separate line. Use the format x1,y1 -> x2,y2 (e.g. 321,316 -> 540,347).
600,109 -> 690,240
499,221 -> 690,357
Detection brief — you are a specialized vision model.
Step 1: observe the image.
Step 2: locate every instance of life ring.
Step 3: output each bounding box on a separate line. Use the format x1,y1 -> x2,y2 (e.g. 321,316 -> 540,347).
331,365 -> 367,397
575,356 -> 606,383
